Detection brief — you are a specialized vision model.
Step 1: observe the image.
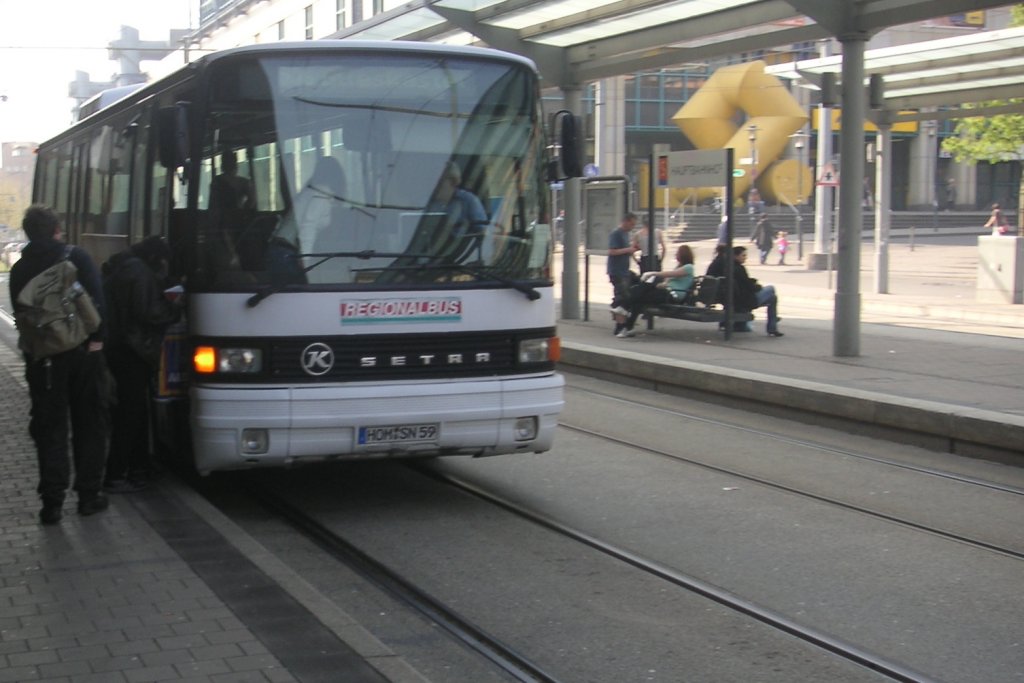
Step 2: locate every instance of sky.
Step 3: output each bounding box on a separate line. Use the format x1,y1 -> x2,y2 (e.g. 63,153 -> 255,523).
0,0 -> 194,143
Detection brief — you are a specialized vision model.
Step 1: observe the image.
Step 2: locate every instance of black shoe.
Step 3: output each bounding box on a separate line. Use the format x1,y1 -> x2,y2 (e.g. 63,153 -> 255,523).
768,331 -> 784,337
78,492 -> 109,516
39,503 -> 63,525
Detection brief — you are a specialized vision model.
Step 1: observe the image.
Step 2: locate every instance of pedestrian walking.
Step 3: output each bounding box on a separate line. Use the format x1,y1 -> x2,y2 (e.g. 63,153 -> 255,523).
9,205 -> 110,524
776,231 -> 789,265
984,203 -> 1010,235
751,214 -> 774,264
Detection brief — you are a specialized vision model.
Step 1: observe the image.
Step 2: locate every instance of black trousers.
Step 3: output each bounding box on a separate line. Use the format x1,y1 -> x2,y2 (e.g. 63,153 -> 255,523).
106,345 -> 157,483
25,346 -> 109,503
623,283 -> 674,330
609,272 -> 638,309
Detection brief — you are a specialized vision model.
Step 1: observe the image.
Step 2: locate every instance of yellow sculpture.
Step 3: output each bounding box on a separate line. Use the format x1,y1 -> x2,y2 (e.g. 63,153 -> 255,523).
668,60 -> 811,207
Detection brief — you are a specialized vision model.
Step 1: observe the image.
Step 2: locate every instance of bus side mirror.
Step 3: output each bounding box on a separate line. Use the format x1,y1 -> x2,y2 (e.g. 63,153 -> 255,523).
549,110 -> 583,180
158,102 -> 191,170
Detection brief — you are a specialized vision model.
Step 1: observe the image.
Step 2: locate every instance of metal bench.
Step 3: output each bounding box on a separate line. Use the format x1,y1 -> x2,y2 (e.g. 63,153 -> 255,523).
640,276 -> 755,325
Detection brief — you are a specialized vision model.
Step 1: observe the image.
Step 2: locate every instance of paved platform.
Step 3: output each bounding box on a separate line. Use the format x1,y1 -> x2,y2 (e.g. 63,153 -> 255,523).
1,235 -> 1021,681
556,237 -> 1024,459
0,343 -> 427,682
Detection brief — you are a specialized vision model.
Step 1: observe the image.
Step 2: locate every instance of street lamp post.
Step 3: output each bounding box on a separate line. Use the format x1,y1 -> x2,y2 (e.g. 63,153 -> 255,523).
747,124 -> 758,176
747,124 -> 759,235
790,131 -> 811,260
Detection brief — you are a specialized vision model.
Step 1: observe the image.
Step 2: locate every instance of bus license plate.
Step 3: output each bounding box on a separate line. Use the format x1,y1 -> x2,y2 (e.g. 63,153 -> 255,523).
358,423 -> 439,445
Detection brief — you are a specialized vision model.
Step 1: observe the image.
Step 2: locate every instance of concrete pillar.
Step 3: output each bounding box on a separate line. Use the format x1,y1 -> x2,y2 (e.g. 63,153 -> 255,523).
808,102 -> 834,270
834,34 -> 866,357
561,86 -> 584,320
808,40 -> 834,272
908,118 -> 938,210
595,77 -> 626,177
874,122 -> 892,294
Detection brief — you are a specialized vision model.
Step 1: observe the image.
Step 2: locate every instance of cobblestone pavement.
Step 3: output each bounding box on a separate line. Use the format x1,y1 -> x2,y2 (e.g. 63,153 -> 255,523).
0,342 -> 297,683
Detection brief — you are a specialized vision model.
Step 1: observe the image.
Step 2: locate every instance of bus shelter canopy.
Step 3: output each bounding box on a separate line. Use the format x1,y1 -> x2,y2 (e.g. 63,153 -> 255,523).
766,25 -> 1024,121
332,0 -> 1020,97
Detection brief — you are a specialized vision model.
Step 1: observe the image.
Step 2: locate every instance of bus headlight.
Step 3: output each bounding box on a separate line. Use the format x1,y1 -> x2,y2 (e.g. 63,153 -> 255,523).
220,348 -> 262,373
193,346 -> 263,374
514,417 -> 538,441
241,428 -> 269,454
518,337 -> 559,363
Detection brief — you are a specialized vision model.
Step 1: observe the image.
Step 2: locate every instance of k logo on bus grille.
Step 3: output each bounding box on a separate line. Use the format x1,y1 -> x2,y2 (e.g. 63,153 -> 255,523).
301,342 -> 335,376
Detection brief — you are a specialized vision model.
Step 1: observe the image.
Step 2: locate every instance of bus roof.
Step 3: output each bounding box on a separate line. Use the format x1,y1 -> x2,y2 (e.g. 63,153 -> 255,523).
204,40 -> 539,72
41,40 -> 539,147
77,83 -> 148,121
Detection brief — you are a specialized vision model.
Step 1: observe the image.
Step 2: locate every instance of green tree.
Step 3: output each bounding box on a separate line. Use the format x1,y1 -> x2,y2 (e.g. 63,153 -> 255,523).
940,102 -> 1024,164
940,6 -> 1024,232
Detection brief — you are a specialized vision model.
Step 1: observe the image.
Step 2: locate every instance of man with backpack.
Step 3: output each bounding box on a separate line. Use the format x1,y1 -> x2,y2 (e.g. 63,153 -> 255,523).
9,205 -> 109,525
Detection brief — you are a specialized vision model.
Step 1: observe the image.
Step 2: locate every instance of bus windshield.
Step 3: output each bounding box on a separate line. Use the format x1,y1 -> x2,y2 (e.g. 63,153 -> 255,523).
191,50 -> 552,292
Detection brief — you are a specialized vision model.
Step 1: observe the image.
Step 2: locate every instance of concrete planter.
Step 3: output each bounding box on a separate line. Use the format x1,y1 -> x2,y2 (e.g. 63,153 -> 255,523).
977,235 -> 1024,304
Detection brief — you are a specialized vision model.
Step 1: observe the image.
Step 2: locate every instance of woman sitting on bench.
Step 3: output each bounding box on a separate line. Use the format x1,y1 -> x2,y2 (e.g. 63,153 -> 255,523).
616,244 -> 696,338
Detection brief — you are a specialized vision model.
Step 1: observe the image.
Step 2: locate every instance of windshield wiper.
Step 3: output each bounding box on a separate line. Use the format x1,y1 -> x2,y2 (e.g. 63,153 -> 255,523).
247,251 -> 540,307
246,250 -> 418,307
418,263 -> 540,301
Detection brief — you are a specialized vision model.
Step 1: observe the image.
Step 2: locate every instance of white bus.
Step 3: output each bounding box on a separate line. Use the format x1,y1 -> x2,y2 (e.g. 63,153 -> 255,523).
34,41 -> 574,475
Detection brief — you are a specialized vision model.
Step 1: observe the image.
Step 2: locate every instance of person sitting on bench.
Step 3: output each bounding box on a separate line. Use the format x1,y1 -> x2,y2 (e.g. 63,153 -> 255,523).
616,244 -> 697,338
707,245 -> 783,337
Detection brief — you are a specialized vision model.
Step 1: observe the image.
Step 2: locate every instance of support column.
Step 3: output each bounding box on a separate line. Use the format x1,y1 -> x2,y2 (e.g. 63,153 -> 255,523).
560,86 -> 584,320
595,77 -> 626,177
834,35 -> 866,357
908,116 -> 937,210
808,41 -> 834,271
874,121 -> 892,294
808,103 -> 834,269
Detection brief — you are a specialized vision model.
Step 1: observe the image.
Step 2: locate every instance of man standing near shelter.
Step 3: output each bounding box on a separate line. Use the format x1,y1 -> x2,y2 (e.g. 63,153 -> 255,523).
607,212 -> 639,335
9,205 -> 109,524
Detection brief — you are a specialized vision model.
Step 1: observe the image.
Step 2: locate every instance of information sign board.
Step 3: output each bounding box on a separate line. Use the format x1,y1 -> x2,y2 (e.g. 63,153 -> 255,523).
658,149 -> 730,189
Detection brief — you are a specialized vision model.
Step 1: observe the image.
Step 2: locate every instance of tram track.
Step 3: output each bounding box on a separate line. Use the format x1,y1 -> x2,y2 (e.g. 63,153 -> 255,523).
415,464 -> 938,683
559,422 -> 1024,561
569,384 -> 1024,498
182,377 -> 1022,682
243,477 -> 565,683
561,382 -> 1024,560
232,466 -> 939,683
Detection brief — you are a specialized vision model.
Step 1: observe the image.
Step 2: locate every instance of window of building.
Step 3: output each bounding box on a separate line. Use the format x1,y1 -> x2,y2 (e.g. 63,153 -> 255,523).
336,0 -> 345,31
305,6 -> 314,40
277,20 -> 285,41
372,0 -> 383,16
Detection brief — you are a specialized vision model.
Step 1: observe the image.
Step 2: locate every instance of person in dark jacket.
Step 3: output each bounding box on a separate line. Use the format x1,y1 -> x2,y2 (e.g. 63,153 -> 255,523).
103,236 -> 181,492
9,205 -> 109,524
707,245 -> 783,337
751,214 -> 775,264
